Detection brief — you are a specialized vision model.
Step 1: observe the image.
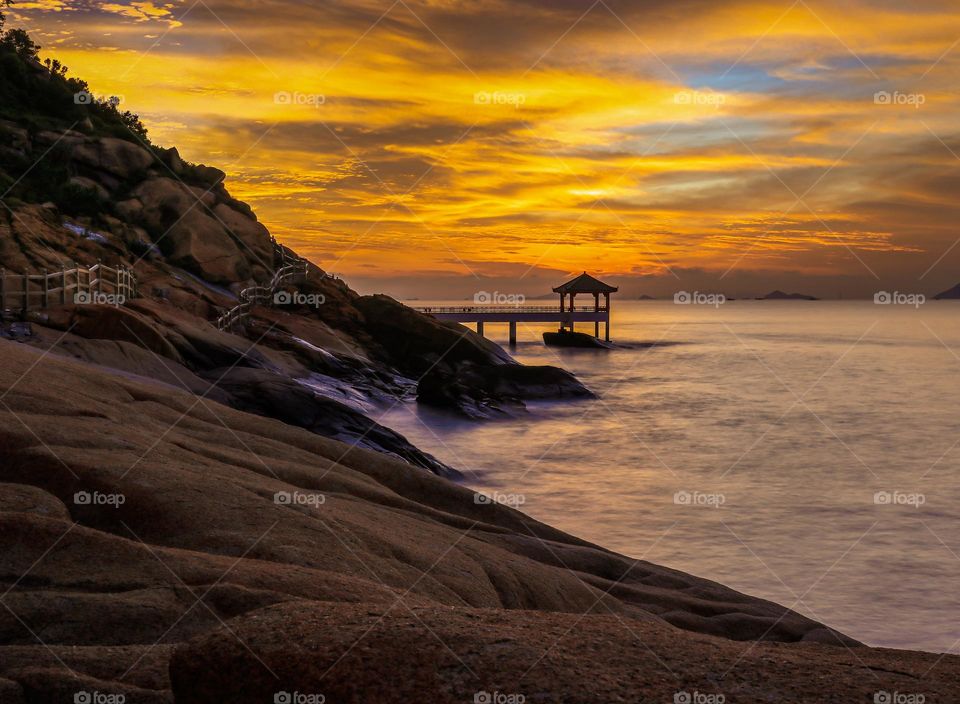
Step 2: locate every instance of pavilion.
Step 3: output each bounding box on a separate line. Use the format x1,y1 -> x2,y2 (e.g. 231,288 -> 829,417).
553,272 -> 618,341
412,272 -> 618,344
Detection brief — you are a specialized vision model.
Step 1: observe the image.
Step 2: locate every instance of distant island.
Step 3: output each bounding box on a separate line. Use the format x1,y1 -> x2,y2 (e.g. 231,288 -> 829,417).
758,290 -> 819,300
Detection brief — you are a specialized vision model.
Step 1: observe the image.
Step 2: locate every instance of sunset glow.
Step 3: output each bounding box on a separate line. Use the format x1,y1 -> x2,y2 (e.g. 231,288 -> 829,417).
14,0 -> 960,297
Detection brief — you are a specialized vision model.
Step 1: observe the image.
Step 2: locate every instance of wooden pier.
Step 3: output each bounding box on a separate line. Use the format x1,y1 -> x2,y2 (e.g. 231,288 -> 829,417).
413,272 -> 618,344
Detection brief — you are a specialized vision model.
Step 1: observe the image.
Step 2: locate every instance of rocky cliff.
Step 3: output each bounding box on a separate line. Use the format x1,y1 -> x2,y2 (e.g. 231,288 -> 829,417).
0,40 -> 592,471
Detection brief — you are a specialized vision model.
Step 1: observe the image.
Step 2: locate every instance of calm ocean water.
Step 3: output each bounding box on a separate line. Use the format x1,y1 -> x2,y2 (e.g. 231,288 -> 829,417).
379,300 -> 960,652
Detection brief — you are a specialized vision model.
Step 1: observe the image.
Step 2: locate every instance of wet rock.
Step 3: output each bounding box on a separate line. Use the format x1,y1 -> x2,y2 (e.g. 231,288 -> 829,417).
418,360 -> 594,420
206,366 -> 460,478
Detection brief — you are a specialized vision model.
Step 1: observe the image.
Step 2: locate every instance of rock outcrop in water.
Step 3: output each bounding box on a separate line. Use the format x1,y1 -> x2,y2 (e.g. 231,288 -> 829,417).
933,282 -> 960,299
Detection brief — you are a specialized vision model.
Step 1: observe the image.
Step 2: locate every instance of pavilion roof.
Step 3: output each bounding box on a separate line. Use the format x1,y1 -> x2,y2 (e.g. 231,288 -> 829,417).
552,272 -> 618,294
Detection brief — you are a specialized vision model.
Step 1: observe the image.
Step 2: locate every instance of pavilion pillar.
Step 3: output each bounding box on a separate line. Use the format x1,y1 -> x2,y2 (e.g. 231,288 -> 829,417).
569,293 -> 575,332
604,292 -> 611,341
509,321 -> 517,345
476,321 -> 484,337
594,292 -> 600,338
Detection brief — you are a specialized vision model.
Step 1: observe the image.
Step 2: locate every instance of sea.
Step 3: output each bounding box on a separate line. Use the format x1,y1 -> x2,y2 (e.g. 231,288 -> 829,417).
378,300 -> 960,652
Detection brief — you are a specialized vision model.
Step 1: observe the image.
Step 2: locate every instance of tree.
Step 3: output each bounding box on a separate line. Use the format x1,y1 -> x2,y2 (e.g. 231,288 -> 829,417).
2,28 -> 39,59
44,57 -> 68,77
119,110 -> 149,142
0,1 -> 11,33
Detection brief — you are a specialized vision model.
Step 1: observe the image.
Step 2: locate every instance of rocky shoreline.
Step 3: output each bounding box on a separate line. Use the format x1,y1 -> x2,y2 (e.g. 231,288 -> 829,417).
2,340 -> 959,702
1,48 -> 958,702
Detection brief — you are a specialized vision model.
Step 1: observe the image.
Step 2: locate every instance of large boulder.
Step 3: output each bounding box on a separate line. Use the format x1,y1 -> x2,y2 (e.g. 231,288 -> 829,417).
353,294 -> 513,377
132,177 -> 250,284
71,137 -> 156,179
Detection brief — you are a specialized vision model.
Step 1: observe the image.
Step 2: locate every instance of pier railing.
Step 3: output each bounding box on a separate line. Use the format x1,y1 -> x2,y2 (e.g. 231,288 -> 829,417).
413,305 -> 606,314
0,261 -> 137,314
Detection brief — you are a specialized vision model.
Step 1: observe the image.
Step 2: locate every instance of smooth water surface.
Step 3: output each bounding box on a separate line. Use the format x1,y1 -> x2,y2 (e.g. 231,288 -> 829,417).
379,300 -> 960,652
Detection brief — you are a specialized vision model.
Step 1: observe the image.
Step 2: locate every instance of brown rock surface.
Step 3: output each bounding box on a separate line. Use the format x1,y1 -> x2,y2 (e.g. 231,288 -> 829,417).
71,137 -> 157,178
170,602 -> 960,704
1,339 -> 957,702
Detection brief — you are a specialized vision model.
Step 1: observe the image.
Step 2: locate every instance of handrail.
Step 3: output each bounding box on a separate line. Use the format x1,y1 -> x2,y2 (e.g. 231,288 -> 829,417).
215,259 -> 310,331
0,260 -> 137,314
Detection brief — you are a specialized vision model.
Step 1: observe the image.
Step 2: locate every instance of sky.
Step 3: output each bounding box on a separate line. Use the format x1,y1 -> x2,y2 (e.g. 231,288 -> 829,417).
10,0 -> 960,299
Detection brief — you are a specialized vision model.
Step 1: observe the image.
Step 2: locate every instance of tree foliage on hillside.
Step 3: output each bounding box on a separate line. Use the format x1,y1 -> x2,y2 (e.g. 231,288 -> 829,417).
0,2 -> 151,146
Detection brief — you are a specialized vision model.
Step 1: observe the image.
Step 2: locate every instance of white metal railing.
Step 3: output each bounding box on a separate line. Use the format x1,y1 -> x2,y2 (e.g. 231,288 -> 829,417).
216,259 -> 310,331
0,261 -> 136,313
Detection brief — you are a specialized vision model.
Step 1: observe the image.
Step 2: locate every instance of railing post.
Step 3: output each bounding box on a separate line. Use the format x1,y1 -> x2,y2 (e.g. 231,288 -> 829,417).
43,269 -> 49,309
61,265 -> 67,305
22,270 -> 29,313
97,259 -> 103,295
